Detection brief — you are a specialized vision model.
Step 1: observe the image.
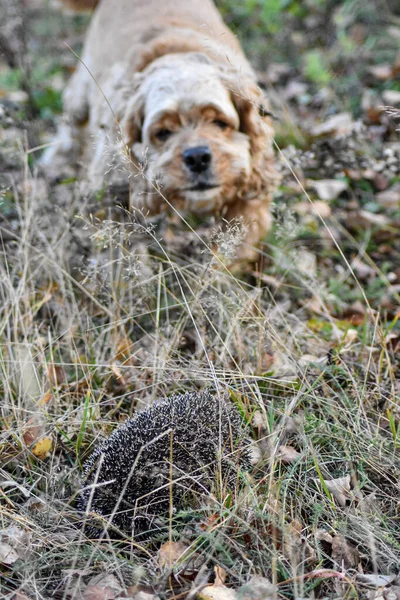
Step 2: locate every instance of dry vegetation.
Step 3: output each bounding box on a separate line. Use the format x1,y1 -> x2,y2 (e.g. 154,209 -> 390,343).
1,0 -> 400,599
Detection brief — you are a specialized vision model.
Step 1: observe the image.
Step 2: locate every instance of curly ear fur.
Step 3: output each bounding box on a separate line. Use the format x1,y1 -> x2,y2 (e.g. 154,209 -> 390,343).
225,75 -> 280,203
117,75 -> 162,212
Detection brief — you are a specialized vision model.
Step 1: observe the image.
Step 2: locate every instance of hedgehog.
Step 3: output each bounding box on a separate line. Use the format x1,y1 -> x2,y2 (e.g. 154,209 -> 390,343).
77,390 -> 251,539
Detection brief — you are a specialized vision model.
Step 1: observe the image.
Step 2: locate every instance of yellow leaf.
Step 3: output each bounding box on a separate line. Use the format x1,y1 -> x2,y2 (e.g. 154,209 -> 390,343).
32,437 -> 53,459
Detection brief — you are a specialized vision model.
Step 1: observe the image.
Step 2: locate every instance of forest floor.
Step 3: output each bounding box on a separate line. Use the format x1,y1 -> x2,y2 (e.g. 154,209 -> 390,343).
0,0 -> 400,599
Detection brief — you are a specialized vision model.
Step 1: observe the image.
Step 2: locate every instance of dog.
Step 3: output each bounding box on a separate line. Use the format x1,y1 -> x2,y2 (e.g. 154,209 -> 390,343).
42,0 -> 279,261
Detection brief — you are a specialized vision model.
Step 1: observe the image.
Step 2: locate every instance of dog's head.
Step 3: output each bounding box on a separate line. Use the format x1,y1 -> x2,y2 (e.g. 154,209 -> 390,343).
121,53 -> 276,215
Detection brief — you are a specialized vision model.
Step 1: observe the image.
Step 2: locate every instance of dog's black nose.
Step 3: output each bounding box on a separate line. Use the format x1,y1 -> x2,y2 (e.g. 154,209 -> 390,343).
182,146 -> 212,173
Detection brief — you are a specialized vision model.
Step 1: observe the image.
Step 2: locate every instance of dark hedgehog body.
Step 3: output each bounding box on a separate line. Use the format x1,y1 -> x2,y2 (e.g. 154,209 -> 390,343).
78,390 -> 251,538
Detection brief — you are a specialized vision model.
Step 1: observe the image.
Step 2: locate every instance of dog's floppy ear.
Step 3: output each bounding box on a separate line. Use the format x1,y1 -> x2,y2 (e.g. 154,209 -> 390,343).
117,73 -> 160,211
119,72 -> 146,148
223,72 -> 280,200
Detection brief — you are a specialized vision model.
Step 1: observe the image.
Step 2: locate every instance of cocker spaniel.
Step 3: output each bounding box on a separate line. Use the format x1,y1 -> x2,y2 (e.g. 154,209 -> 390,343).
43,0 -> 279,260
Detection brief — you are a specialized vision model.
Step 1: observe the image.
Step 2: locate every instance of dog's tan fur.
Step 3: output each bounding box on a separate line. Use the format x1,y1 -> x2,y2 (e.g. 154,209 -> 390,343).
43,0 -> 279,260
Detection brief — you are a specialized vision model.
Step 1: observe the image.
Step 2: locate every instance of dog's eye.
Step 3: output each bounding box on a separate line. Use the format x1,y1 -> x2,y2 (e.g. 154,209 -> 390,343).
213,119 -> 229,130
155,129 -> 173,141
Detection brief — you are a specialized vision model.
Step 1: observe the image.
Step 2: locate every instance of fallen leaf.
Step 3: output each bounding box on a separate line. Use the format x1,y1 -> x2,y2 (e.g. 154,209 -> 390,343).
283,519 -> 316,566
0,542 -> 19,565
295,200 -> 332,218
48,364 -> 67,386
32,437 -> 53,459
382,90 -> 400,105
214,566 -> 227,586
284,80 -> 308,100
0,526 -> 31,560
315,529 -> 333,545
128,592 -> 160,600
317,474 -> 351,507
83,574 -> 123,600
277,445 -> 302,464
368,586 -> 400,600
37,390 -> 53,407
158,541 -> 190,569
358,210 -> 390,227
112,333 -> 135,364
22,415 -> 46,447
198,566 -> 236,600
311,179 -> 348,201
237,575 -> 278,600
331,534 -> 359,570
376,185 -> 400,209
341,328 -> 358,346
311,113 -> 354,137
342,301 -> 366,326
311,200 -> 332,218
198,585 -> 237,600
351,257 -> 375,280
368,64 -> 393,81
12,593 -> 33,600
358,573 -> 396,587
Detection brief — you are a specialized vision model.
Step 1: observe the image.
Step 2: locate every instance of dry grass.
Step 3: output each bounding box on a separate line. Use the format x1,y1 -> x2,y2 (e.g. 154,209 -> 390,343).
1,141 -> 399,598
1,1 -> 400,598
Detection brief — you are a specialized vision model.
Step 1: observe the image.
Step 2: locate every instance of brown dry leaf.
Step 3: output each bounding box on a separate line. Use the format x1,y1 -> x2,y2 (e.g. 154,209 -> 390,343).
309,200 -> 332,218
382,90 -> 400,105
331,534 -> 360,570
0,542 -> 19,565
32,436 -> 53,459
368,64 -> 393,80
37,390 -> 52,407
48,364 -> 67,386
358,573 -> 396,588
252,410 -> 269,432
22,415 -> 46,447
284,80 -> 308,100
376,185 -> 400,209
129,593 -> 160,600
110,364 -> 127,387
358,210 -> 390,227
83,574 -> 123,600
158,540 -> 190,569
112,333 -> 135,364
237,576 -> 278,600
321,474 -> 351,507
198,585 -> 237,600
277,445 -> 301,464
214,565 -> 227,586
311,112 -> 354,137
315,529 -> 333,545
198,566 -> 236,600
311,179 -> 348,201
127,589 -> 160,600
342,301 -> 366,326
0,527 -> 31,560
341,328 -> 358,346
351,257 -> 376,280
283,519 -> 316,566
367,585 -> 400,600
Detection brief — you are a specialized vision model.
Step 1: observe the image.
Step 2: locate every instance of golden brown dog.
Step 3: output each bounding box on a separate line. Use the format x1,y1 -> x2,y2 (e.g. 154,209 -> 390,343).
43,0 -> 279,260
